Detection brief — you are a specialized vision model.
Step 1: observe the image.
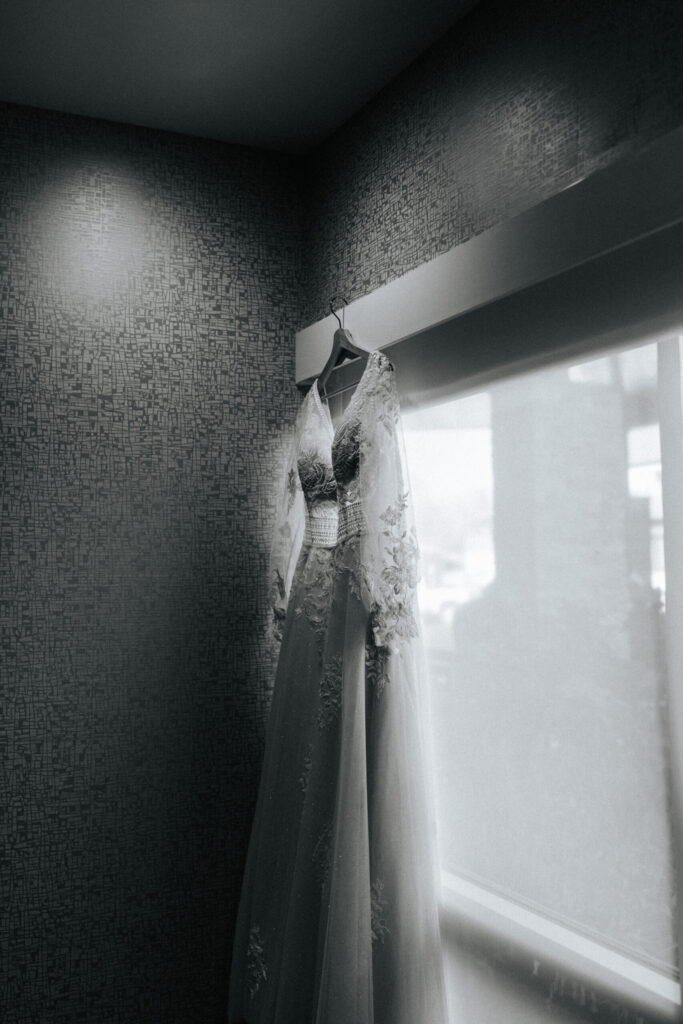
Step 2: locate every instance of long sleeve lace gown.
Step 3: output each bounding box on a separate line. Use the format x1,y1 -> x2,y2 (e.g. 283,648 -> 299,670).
229,350 -> 447,1024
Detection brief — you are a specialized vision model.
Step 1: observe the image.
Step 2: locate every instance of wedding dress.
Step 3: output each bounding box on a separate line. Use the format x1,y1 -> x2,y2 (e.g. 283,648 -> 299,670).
229,350 -> 447,1024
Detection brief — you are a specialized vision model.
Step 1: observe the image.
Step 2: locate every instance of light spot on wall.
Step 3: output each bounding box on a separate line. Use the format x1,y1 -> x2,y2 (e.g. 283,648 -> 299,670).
31,162 -> 148,301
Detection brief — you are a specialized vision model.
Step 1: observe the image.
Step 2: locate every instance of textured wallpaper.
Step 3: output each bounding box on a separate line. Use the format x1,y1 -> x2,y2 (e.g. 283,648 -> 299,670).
303,0 -> 683,325
0,104 -> 303,1024
4,0 -> 683,1020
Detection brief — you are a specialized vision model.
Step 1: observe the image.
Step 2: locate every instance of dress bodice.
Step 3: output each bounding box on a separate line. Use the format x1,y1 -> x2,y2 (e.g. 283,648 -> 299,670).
296,393 -> 338,547
331,415 -> 363,542
271,349 -> 411,643
299,350 -> 398,548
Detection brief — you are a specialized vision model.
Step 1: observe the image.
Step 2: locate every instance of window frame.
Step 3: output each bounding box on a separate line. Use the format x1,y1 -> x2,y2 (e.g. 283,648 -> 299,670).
406,334 -> 683,1024
440,869 -> 680,1022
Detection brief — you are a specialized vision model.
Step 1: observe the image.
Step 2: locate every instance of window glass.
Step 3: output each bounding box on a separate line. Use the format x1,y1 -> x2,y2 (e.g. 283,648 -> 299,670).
402,339 -> 677,972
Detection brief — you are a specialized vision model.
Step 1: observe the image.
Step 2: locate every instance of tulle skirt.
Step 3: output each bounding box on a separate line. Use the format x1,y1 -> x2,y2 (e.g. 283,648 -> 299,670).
229,537 -> 447,1024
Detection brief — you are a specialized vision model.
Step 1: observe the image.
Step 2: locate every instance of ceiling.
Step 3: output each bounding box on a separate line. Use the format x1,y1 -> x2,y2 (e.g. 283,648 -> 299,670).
0,0 -> 479,154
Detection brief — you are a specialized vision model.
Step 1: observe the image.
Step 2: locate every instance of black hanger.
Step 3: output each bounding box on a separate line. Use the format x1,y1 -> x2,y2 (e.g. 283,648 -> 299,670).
317,296 -> 368,398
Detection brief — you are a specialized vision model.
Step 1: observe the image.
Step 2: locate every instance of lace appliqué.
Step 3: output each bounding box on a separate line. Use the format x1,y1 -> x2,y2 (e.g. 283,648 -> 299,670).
298,448 -> 337,504
286,466 -> 298,508
313,822 -> 333,890
332,534 -> 364,606
365,640 -> 389,701
373,492 -> 419,647
299,744 -> 313,793
247,925 -> 267,999
371,879 -> 389,944
318,655 -> 343,728
301,546 -> 336,660
363,353 -> 399,435
271,567 -> 287,640
331,417 -> 361,486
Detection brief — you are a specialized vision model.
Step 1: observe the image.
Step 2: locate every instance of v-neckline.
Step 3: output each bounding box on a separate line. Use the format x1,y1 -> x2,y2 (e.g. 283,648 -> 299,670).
312,350 -> 379,440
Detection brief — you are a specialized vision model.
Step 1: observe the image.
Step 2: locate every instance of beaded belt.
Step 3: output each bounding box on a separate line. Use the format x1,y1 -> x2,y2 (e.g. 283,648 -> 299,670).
337,499 -> 365,543
303,505 -> 338,547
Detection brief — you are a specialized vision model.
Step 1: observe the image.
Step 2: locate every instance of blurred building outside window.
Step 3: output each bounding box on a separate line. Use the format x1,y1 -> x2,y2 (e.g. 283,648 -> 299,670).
402,337 -> 678,996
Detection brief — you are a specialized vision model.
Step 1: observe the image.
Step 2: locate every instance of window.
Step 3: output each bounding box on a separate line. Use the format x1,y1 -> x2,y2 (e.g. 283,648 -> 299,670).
402,336 -> 682,1020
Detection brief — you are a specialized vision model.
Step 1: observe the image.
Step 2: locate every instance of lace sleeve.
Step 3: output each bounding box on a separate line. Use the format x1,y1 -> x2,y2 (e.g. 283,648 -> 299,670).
267,393 -> 308,641
358,353 -> 420,651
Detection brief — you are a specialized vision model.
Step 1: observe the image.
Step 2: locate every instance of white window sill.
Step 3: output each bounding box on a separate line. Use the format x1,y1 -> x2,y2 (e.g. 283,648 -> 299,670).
440,871 -> 681,1023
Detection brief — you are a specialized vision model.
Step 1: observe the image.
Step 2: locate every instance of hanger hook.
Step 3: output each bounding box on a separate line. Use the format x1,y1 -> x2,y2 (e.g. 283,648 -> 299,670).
329,295 -> 347,330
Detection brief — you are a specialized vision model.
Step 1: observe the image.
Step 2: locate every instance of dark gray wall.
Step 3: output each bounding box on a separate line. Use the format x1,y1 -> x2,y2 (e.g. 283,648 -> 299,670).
303,0 -> 683,325
0,103 -> 303,1024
